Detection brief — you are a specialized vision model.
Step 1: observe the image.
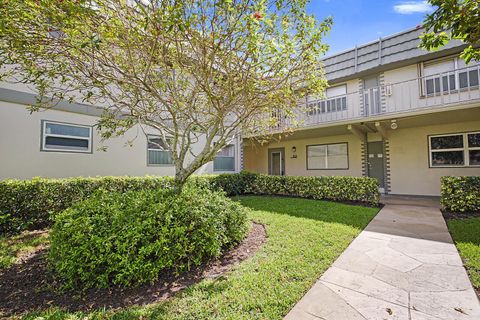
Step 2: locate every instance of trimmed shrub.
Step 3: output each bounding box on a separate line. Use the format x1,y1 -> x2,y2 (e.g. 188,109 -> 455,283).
48,185 -> 249,289
0,172 -> 379,235
208,171 -> 259,196
441,176 -> 480,213
0,176 -> 173,234
245,175 -> 380,205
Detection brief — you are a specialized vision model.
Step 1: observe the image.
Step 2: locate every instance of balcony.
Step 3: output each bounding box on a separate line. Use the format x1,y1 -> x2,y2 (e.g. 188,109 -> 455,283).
293,65 -> 480,129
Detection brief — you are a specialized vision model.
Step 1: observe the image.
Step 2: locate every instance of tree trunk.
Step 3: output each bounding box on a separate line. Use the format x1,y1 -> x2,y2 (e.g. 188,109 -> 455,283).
173,170 -> 189,194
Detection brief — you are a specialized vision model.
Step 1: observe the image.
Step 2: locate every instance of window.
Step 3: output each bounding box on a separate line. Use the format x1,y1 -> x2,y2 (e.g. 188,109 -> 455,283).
307,85 -> 347,116
307,143 -> 348,170
214,144 -> 235,171
458,59 -> 480,89
41,120 -> 92,153
429,132 -> 480,167
423,57 -> 480,95
424,59 -> 456,95
147,135 -> 173,165
270,108 -> 285,129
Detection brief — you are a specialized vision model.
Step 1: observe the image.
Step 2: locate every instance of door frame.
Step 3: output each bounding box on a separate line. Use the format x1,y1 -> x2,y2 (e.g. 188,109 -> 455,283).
363,75 -> 381,116
268,148 -> 285,175
367,141 -> 386,192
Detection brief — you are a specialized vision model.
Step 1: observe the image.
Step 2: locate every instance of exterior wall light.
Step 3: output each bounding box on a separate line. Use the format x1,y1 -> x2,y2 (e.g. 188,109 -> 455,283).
390,120 -> 398,130
291,146 -> 297,158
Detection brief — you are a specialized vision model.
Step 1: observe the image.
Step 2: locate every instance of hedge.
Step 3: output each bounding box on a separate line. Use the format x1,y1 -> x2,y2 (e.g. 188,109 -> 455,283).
0,176 -> 174,234
441,176 -> 480,213
0,172 -> 380,234
244,175 -> 379,205
48,185 -> 248,289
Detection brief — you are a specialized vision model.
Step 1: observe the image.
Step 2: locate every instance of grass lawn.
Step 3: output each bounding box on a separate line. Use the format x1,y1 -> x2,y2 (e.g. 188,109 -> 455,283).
0,230 -> 49,270
19,195 -> 378,320
447,217 -> 480,291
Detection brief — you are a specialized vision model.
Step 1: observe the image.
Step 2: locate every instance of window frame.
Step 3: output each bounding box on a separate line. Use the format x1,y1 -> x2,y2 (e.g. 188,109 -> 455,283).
428,131 -> 480,168
40,120 -> 93,154
306,142 -> 349,170
146,135 -> 174,166
306,84 -> 348,116
420,56 -> 480,97
213,144 -> 236,172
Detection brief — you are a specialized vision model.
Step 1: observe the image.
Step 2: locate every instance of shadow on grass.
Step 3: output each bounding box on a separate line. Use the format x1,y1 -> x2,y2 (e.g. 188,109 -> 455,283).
447,217 -> 480,292
0,230 -> 49,270
235,195 -> 379,230
448,218 -> 480,246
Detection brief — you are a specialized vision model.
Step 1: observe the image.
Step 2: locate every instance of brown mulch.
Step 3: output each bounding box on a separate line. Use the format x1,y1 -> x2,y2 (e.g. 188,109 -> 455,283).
441,210 -> 480,220
0,223 -> 267,317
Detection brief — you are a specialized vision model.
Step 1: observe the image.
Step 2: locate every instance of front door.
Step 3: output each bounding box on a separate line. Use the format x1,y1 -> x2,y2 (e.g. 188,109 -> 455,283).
269,148 -> 285,175
367,141 -> 385,190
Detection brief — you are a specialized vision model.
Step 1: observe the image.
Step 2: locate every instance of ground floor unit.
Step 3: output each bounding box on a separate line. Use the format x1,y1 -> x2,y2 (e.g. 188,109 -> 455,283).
2,91 -> 480,196
0,98 -> 242,180
244,106 -> 480,196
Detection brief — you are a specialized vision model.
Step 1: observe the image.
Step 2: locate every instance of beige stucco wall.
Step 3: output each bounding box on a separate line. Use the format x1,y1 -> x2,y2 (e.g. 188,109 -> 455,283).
244,143 -> 269,174
245,116 -> 480,196
388,119 -> 480,196
0,102 -> 240,180
244,133 -> 363,177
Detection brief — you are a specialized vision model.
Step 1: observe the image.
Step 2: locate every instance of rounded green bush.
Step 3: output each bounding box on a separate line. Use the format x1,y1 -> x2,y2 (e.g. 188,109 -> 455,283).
48,185 -> 249,290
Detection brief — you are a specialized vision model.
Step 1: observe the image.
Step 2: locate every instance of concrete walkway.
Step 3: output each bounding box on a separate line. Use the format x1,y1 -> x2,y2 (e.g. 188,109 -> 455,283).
285,196 -> 480,320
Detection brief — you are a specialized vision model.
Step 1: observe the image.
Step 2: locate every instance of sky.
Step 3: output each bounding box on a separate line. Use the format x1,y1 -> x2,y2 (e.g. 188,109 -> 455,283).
307,0 -> 435,56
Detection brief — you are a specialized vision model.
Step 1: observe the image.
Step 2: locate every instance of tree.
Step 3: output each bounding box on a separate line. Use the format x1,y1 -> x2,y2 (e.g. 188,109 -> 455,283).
0,0 -> 331,190
420,0 -> 480,63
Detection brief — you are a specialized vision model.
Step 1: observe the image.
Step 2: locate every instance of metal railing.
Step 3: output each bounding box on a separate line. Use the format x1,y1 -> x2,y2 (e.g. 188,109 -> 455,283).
291,64 -> 480,129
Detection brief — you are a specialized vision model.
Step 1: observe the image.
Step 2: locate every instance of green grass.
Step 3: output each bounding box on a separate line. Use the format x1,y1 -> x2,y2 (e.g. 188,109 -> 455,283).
447,217 -> 480,290
0,230 -> 49,269
23,196 -> 378,320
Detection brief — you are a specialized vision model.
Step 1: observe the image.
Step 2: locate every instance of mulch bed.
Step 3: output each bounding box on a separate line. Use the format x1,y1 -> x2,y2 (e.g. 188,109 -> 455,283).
441,210 -> 480,220
0,222 -> 267,317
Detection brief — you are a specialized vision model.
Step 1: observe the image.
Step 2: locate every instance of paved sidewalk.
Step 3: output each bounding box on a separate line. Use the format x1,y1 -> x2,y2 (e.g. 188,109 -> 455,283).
285,196 -> 480,320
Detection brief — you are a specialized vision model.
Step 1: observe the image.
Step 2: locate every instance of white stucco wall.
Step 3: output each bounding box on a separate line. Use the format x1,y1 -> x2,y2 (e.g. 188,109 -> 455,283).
0,102 -> 240,180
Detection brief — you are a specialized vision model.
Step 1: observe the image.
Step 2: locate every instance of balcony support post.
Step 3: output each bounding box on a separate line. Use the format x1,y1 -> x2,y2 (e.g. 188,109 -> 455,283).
375,121 -> 389,140
347,124 -> 366,140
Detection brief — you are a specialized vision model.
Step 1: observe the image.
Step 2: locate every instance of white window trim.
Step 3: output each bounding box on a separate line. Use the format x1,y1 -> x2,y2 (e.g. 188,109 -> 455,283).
41,120 -> 92,153
213,144 -> 236,172
323,96 -> 347,112
326,84 -> 347,98
306,142 -> 349,170
147,135 -> 174,166
420,56 -> 480,96
307,84 -> 348,116
429,131 -> 480,168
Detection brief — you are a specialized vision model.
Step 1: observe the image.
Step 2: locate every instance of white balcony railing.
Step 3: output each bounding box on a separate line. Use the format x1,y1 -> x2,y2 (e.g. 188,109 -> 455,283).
288,64 -> 480,129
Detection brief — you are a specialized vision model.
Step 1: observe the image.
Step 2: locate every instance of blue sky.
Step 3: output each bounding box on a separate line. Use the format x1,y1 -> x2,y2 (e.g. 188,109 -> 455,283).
307,0 -> 435,56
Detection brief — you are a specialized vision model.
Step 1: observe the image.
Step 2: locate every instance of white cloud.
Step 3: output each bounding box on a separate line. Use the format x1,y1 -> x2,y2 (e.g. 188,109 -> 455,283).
393,1 -> 433,14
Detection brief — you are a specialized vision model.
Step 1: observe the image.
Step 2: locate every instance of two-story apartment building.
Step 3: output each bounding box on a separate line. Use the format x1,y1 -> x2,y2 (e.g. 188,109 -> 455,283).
2,26 -> 479,195
244,27 -> 480,196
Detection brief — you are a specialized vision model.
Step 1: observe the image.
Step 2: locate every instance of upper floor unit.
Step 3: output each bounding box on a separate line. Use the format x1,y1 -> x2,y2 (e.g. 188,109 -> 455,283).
276,27 -> 480,131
